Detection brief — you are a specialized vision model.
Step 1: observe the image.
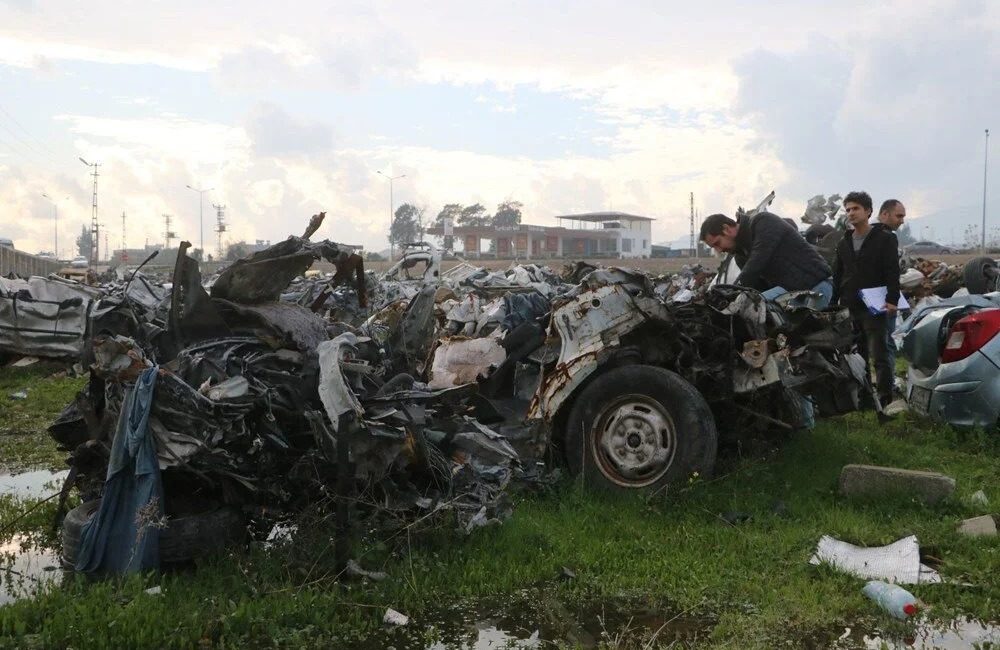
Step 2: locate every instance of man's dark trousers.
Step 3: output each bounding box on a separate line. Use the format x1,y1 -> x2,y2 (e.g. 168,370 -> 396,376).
856,310 -> 893,407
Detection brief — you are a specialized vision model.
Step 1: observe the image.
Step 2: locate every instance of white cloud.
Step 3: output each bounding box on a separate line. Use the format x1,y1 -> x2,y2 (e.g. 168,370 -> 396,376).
3,0 -> 995,256
245,103 -> 335,157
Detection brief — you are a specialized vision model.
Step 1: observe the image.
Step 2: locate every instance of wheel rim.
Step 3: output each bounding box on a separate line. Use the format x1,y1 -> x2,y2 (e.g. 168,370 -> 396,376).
589,394 -> 677,488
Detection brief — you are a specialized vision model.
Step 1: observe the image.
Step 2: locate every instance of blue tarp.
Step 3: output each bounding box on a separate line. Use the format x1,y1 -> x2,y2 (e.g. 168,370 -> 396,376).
75,366 -> 164,574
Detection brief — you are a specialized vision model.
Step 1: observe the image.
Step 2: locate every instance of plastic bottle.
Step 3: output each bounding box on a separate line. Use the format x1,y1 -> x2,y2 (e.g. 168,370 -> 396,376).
862,580 -> 919,619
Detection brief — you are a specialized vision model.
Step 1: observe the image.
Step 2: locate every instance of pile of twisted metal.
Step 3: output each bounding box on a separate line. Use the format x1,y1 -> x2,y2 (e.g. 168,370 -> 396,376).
1,213 -> 876,569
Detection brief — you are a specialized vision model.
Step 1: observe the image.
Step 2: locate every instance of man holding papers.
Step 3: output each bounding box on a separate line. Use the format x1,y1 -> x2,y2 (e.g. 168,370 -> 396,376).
875,199 -> 907,374
831,191 -> 901,413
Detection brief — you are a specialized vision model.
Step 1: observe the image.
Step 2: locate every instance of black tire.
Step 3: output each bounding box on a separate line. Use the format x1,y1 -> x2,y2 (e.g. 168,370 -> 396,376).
804,224 -> 835,246
564,365 -> 718,492
963,256 -> 999,295
62,499 -> 246,567
816,230 -> 842,267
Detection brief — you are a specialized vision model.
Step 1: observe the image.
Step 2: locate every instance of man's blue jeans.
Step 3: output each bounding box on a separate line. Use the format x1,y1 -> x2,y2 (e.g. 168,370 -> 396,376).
761,279 -> 833,309
886,313 -> 897,387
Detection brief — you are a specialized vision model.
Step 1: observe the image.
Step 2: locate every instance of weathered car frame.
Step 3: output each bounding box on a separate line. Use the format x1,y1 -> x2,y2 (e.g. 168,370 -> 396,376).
527,279 -> 868,490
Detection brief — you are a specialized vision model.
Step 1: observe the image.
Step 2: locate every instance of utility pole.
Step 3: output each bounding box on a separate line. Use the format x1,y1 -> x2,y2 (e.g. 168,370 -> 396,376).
186,184 -> 213,255
163,214 -> 175,250
213,203 -> 226,260
689,191 -> 695,258
983,129 -> 991,254
79,158 -> 101,263
377,170 -> 406,258
121,211 -> 127,264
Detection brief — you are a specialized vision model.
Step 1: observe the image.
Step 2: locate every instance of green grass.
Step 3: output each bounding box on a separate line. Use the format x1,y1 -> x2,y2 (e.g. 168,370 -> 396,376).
0,363 -> 997,648
0,364 -> 84,471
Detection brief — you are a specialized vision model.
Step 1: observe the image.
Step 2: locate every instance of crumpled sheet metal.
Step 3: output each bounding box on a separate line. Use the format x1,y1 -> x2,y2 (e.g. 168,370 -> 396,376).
91,335 -> 153,381
215,299 -> 332,352
212,236 -> 363,305
317,333 -> 366,432
428,336 -> 507,389
529,284 -> 668,420
0,275 -> 99,359
801,194 -> 842,225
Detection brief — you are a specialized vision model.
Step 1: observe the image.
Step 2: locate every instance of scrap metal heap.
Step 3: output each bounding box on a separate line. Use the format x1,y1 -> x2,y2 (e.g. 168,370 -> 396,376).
27,213 -> 873,552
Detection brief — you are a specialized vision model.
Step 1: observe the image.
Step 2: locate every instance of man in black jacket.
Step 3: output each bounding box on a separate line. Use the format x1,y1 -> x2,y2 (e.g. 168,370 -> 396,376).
700,211 -> 833,305
831,191 -> 900,410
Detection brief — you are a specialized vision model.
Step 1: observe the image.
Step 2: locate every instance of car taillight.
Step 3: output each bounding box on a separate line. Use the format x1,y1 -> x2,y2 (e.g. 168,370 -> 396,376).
941,308 -> 1000,363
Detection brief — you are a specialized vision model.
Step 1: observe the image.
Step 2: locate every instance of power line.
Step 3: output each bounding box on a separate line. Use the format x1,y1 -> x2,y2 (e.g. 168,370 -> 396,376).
0,116 -> 64,170
0,103 -> 61,159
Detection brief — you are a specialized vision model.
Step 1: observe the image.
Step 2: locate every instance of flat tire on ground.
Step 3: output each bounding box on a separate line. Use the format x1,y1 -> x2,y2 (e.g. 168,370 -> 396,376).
61,499 -> 246,567
564,365 -> 717,492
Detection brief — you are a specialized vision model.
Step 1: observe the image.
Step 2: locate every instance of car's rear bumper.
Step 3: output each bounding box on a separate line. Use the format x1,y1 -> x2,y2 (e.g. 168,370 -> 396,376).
907,348 -> 1000,428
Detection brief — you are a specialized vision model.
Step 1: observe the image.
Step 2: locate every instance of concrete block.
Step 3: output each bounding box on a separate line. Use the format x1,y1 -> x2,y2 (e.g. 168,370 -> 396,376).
957,515 -> 998,538
838,464 -> 956,505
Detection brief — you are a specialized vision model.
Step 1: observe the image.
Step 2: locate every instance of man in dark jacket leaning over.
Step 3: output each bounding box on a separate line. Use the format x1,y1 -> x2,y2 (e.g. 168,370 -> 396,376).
700,210 -> 833,306
831,191 -> 900,411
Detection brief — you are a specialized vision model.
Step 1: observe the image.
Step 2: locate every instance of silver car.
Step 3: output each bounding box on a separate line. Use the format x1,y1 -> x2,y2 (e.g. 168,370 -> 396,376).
904,240 -> 956,256
901,293 -> 1000,427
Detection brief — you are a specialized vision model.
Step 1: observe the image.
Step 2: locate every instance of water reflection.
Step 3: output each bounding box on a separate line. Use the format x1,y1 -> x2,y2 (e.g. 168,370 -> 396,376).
835,617 -> 1000,649
0,534 -> 62,606
0,469 -> 68,500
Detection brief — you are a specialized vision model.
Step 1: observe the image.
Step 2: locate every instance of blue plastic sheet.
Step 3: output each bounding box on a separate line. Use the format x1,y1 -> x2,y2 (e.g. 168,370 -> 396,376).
501,292 -> 550,332
75,366 -> 164,574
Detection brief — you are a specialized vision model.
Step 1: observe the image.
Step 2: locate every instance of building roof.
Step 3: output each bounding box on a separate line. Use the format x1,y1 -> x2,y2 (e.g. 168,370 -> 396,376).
555,211 -> 655,222
426,223 -> 619,238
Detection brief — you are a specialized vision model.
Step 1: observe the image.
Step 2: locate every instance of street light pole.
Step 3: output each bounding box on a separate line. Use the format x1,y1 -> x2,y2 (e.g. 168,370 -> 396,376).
41,193 -> 68,258
186,184 -> 214,256
377,170 -> 406,258
982,129 -> 991,254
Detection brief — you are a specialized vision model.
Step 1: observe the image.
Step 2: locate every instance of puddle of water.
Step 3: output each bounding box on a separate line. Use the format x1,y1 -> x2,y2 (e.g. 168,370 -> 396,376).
0,469 -> 69,500
358,591 -> 714,649
0,534 -> 63,606
832,617 -> 1000,649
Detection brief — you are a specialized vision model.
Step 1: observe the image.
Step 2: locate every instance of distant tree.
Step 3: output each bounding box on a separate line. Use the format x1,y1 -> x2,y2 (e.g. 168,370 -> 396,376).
190,248 -> 204,262
963,224 -> 980,250
896,224 -> 916,246
76,225 -> 93,257
226,241 -> 251,261
492,200 -> 523,228
433,203 -> 464,250
364,251 -> 386,262
458,203 -> 490,227
390,203 -> 421,248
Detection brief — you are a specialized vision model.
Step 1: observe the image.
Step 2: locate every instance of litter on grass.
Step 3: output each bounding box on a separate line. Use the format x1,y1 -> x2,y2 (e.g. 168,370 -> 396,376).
809,535 -> 941,584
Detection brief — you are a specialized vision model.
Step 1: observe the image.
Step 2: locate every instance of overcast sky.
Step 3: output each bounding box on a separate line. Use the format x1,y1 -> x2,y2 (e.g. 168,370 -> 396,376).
1,0 -> 997,257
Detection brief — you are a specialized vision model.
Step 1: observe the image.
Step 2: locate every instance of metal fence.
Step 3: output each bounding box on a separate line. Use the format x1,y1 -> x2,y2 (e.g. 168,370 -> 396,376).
0,246 -> 64,277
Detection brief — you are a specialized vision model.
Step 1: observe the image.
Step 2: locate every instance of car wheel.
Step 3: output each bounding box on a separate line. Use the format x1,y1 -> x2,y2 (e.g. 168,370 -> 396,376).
564,365 -> 717,491
963,256 -> 999,295
804,224 -> 835,246
62,499 -> 246,567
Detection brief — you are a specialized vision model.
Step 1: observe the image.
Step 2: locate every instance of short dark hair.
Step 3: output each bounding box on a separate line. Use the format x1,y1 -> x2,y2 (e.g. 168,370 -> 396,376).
843,191 -> 873,213
699,214 -> 736,240
879,199 -> 902,214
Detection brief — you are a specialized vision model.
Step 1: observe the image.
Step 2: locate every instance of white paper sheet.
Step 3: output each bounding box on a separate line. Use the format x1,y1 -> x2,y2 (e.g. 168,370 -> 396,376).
859,286 -> 911,315
809,534 -> 941,584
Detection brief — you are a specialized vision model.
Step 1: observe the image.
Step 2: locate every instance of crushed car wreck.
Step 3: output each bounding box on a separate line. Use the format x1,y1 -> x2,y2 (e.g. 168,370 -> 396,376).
17,208 -> 875,574
523,275 -> 869,491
